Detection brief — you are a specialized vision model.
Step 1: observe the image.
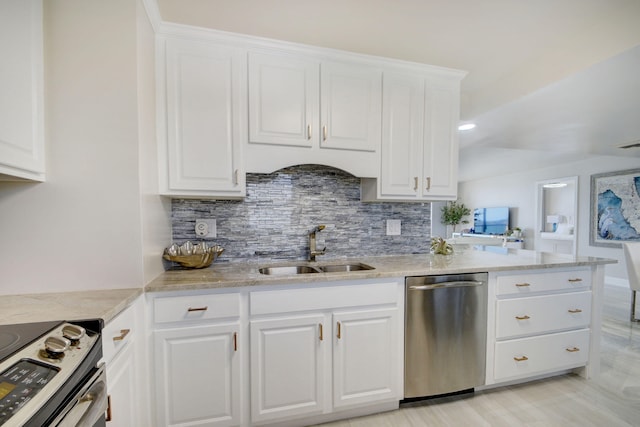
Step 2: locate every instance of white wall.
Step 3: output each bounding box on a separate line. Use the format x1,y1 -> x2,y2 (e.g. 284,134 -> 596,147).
0,1 -> 155,295
459,155 -> 640,280
137,0 -> 172,285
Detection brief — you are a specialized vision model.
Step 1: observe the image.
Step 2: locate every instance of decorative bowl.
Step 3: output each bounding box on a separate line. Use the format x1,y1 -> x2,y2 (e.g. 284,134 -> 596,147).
163,243 -> 224,269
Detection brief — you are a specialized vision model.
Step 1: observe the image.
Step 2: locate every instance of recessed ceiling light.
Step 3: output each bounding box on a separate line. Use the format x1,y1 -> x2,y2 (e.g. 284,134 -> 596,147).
458,123 -> 476,131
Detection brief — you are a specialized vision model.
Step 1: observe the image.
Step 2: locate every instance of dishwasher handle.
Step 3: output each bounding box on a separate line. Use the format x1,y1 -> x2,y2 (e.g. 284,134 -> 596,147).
409,280 -> 484,290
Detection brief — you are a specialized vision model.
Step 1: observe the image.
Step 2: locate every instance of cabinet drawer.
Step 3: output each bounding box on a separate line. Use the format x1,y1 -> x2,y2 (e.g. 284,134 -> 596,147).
494,329 -> 590,381
153,292 -> 240,324
496,291 -> 591,339
103,303 -> 136,364
496,269 -> 591,296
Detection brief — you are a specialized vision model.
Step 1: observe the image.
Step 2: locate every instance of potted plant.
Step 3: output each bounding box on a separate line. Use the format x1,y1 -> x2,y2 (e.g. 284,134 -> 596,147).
440,200 -> 471,235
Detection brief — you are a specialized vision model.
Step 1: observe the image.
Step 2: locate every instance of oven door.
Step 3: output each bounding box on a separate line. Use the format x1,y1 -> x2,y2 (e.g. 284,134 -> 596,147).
50,364 -> 107,427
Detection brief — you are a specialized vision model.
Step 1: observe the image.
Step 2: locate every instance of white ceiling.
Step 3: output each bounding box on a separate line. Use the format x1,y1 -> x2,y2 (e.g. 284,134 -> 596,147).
157,0 -> 640,181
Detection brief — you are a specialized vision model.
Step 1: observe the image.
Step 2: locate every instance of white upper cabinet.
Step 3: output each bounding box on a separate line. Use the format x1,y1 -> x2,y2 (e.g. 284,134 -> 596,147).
246,49 -> 382,177
320,61 -> 381,153
0,0 -> 45,181
248,51 -> 319,148
157,37 -> 246,199
362,71 -> 462,201
422,78 -> 460,199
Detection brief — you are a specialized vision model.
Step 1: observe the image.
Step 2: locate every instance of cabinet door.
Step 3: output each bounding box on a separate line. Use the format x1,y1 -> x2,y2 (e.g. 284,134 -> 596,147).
421,78 -> 459,199
250,315 -> 326,423
379,72 -> 424,198
105,342 -> 137,427
0,0 -> 45,181
333,308 -> 398,409
161,38 -> 246,197
320,61 -> 381,152
248,51 -> 319,147
154,323 -> 241,427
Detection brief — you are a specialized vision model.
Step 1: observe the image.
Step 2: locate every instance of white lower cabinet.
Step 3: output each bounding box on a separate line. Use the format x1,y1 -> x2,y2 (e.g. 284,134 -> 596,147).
154,323 -> 241,427
103,296 -> 149,427
489,268 -> 594,384
250,315 -> 326,423
150,291 -> 243,427
249,280 -> 402,426
332,308 -> 397,409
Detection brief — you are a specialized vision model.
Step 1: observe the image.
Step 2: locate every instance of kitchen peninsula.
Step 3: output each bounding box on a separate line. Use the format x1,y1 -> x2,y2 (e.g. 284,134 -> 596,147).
2,247 -> 615,427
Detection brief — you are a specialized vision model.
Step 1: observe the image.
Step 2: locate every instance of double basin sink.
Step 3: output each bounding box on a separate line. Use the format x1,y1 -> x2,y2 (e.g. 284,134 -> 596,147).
259,263 -> 374,275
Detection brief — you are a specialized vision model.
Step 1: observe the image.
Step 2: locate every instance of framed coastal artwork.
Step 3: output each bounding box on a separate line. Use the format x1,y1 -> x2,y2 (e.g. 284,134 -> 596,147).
590,168 -> 640,247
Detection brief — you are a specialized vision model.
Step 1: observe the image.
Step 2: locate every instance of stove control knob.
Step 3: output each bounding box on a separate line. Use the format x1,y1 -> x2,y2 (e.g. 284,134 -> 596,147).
62,324 -> 86,342
44,336 -> 70,355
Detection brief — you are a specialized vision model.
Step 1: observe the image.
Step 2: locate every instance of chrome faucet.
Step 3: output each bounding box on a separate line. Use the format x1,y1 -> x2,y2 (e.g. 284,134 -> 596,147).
308,225 -> 326,261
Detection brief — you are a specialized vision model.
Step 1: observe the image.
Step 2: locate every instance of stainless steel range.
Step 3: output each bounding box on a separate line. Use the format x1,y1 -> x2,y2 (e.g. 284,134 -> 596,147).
0,319 -> 105,426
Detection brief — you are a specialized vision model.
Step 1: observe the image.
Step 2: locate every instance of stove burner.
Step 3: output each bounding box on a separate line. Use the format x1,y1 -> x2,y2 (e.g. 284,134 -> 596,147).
0,331 -> 20,353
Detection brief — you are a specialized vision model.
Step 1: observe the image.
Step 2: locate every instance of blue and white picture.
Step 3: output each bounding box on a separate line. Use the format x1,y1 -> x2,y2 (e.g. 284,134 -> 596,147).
590,168 -> 640,247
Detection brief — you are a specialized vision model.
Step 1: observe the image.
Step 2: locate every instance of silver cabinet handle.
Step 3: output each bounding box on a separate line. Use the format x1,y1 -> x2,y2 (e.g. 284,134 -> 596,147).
322,125 -> 327,141
233,169 -> 239,185
409,281 -> 484,291
307,124 -> 312,140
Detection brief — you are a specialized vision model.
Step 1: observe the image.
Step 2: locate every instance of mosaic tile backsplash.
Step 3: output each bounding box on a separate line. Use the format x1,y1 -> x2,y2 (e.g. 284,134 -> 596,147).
171,165 -> 432,264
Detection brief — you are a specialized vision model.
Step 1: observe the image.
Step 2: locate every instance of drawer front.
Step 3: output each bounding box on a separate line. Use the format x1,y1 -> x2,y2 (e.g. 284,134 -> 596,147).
102,303 -> 137,364
250,281 -> 399,316
496,291 -> 591,339
494,329 -> 590,381
496,268 -> 591,296
153,292 -> 240,324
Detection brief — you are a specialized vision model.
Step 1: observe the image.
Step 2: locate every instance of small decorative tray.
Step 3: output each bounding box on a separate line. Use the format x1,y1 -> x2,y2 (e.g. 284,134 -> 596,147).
163,242 -> 224,269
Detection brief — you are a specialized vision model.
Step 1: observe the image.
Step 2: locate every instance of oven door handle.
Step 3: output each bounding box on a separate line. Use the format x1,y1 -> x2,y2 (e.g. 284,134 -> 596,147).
54,364 -> 108,427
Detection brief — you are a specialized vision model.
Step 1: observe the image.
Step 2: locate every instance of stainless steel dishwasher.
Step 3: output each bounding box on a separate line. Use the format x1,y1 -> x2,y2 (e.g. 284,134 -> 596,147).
404,272 -> 488,398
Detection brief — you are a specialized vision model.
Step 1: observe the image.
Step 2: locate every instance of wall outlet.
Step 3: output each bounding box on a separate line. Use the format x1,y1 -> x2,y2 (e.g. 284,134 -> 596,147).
386,219 -> 401,236
195,219 -> 217,238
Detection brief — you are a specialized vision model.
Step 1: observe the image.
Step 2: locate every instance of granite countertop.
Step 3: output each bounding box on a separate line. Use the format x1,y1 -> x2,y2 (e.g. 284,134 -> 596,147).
1,247 -> 615,326
0,288 -> 143,326
146,246 -> 616,292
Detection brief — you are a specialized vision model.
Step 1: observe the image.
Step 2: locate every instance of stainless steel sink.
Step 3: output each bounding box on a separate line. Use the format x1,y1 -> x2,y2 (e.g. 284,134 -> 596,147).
317,263 -> 375,272
258,265 -> 320,275
258,263 -> 375,275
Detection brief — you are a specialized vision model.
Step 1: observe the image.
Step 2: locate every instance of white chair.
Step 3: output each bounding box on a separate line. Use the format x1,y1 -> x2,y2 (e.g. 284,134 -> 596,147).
623,242 -> 640,322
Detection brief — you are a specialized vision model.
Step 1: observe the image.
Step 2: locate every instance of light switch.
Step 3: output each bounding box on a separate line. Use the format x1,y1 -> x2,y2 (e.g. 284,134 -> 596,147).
386,219 -> 401,236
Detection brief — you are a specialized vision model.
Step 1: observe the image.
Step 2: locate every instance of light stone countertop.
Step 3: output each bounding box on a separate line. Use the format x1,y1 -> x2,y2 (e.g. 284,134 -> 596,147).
145,246 -> 617,292
1,247 -> 616,326
0,288 -> 142,326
